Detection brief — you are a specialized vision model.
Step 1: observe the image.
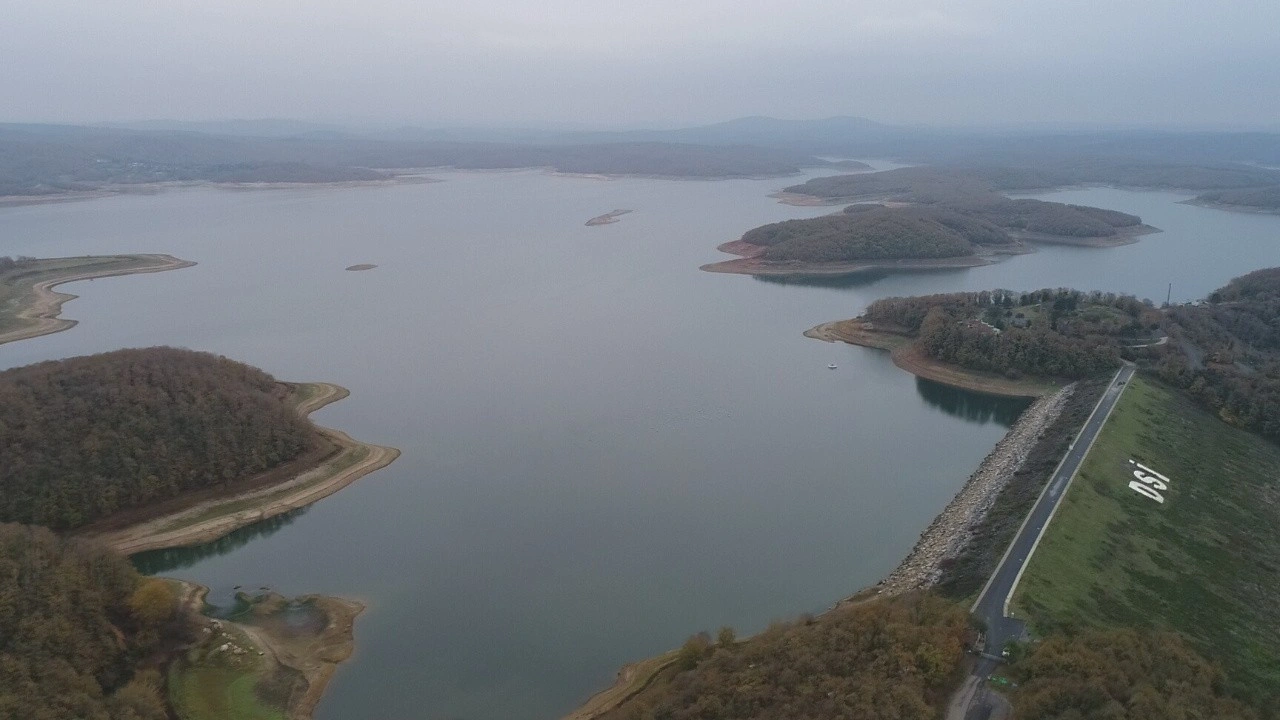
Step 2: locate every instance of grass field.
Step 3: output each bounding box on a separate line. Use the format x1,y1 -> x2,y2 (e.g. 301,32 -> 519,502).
1011,375 -> 1280,704
168,625 -> 286,720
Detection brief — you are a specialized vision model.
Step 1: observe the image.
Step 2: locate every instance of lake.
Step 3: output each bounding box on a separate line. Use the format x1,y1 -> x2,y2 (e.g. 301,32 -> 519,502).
1,172 -> 1276,719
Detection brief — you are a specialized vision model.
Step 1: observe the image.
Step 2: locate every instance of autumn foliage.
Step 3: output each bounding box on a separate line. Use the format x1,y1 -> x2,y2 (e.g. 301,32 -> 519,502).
0,347 -> 320,529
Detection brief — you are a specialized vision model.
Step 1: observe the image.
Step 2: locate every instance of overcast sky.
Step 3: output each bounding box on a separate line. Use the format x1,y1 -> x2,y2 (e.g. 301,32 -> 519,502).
4,0 -> 1277,128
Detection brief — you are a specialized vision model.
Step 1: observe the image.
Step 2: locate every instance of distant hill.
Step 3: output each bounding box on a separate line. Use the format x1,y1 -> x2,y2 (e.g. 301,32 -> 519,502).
0,123 -> 837,196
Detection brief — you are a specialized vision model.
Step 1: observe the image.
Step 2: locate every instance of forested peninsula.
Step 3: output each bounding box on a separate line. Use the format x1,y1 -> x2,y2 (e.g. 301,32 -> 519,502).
0,254 -> 194,346
703,165 -> 1158,278
0,347 -> 399,551
1188,185 -> 1280,213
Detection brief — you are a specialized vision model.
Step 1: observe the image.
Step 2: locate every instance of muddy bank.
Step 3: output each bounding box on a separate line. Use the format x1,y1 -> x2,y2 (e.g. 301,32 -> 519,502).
806,319 -> 1058,397
1008,223 -> 1161,248
85,382 -> 400,554
0,254 -> 195,346
171,581 -> 362,720
866,384 -> 1074,599
345,263 -> 378,271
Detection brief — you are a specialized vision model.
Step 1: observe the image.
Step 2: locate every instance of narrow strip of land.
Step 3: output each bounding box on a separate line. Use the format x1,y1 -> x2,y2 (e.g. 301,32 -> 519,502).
0,254 -> 195,346
84,382 -> 400,555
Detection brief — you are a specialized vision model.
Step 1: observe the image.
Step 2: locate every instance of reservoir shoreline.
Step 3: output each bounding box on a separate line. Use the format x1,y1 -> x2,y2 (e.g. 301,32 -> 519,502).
0,254 -> 196,346
82,381 -> 401,555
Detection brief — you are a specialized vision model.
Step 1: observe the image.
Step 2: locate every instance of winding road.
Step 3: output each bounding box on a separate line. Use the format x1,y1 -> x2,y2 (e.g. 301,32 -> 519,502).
953,364 -> 1135,719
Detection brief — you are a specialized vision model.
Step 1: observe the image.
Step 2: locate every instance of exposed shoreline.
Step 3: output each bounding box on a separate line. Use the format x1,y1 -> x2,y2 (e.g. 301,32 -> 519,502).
1178,198 -> 1280,215
805,319 -> 1060,397
0,254 -> 196,347
83,381 -> 401,555
699,239 -> 1012,278
171,580 -> 363,720
0,175 -> 442,208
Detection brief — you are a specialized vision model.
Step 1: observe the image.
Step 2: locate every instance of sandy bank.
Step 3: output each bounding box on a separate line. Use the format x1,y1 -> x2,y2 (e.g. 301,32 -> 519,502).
806,319 -> 1059,397
561,652 -> 680,720
172,581 -> 363,720
86,382 -> 400,555
0,254 -> 196,347
585,209 -> 634,226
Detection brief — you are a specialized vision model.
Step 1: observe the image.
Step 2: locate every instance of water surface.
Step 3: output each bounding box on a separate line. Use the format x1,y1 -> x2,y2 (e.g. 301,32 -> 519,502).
2,174 -> 1276,720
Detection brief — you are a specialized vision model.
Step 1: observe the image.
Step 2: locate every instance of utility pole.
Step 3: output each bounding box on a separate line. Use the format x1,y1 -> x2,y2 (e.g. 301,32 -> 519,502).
1166,283 -> 1172,307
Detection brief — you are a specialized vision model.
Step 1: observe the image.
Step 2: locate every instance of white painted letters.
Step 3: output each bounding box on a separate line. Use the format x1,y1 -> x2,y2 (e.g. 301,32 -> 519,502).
1126,460 -> 1169,503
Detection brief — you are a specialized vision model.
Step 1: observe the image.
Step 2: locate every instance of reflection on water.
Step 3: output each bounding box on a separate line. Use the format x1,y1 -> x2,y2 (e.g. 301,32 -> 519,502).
131,507 -> 309,575
751,267 -> 972,290
915,377 -> 1031,427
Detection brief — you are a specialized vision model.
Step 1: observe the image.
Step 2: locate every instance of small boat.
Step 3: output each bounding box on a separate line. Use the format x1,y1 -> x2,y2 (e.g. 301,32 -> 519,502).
827,363 -> 838,370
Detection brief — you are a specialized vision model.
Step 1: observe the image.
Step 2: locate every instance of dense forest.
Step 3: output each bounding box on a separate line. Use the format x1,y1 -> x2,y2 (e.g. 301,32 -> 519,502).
1156,268 -> 1280,440
1192,185 -> 1280,211
598,592 -> 970,720
0,347 -> 321,529
741,206 -> 1012,263
863,289 -> 1155,379
1010,629 -> 1257,719
0,524 -> 180,720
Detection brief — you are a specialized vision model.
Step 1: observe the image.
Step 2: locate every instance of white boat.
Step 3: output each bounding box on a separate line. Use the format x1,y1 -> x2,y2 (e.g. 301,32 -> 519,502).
827,363 -> 838,370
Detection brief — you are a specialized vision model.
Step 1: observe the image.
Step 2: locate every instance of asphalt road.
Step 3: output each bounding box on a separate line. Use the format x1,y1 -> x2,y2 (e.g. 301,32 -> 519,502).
951,364 -> 1136,719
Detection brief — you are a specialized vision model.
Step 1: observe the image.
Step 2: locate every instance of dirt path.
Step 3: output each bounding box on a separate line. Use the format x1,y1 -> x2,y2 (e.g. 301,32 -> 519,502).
88,382 -> 400,555
0,254 -> 195,346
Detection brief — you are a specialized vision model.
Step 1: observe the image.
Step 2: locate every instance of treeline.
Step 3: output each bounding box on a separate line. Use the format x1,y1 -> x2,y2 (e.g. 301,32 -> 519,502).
0,256 -> 36,273
944,196 -> 1141,237
864,289 -> 1153,379
598,592 -> 970,720
784,161 -> 1280,200
1193,185 -> 1280,210
1011,629 -> 1257,719
0,124 -> 833,195
741,206 -> 1010,264
1156,268 -> 1280,440
0,524 -> 180,720
0,347 -> 321,529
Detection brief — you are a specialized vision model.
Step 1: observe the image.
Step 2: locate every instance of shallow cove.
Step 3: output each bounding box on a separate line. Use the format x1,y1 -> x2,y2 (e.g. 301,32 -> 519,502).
2,173 -> 1278,720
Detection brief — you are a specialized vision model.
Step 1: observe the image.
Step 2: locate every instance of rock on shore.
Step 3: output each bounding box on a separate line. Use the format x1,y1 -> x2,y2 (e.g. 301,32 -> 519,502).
872,383 -> 1076,597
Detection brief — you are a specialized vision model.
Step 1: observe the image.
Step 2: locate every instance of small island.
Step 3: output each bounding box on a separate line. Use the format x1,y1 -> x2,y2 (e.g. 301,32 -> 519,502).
706,168 -> 1158,278
0,254 -> 195,346
345,263 -> 378,271
585,209 -> 633,226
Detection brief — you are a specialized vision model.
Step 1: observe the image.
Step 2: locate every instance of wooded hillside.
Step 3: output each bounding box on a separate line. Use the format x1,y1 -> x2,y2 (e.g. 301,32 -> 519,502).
1157,268 -> 1280,440
741,206 -> 1012,263
0,347 -> 321,530
0,524 -> 178,720
597,592 -> 970,720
